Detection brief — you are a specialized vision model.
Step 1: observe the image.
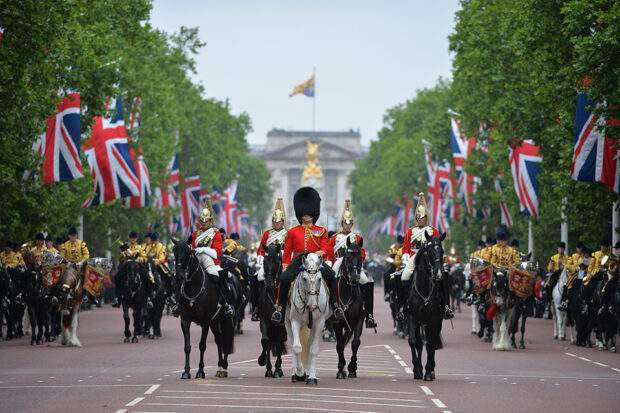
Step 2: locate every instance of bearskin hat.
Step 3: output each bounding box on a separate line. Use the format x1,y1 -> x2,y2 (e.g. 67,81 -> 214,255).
293,186 -> 321,225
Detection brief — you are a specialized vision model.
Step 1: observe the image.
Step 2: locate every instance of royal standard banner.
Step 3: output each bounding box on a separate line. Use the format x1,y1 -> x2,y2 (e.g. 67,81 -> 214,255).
42,264 -> 66,289
84,265 -> 106,296
471,265 -> 493,294
508,267 -> 536,298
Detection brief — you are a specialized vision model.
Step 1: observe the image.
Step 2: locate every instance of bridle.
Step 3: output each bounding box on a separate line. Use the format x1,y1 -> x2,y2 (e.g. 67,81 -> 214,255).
176,246 -> 207,308
413,238 -> 444,306
341,245 -> 362,286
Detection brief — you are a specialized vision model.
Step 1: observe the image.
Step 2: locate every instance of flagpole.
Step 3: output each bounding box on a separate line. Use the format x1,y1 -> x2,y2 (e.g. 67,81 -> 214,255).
528,218 -> 534,259
613,201 -> 619,246
312,67 -> 316,132
561,197 -> 568,249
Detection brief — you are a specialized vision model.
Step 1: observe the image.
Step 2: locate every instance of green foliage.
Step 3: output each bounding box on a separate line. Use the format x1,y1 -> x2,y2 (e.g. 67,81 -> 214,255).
0,1 -> 271,253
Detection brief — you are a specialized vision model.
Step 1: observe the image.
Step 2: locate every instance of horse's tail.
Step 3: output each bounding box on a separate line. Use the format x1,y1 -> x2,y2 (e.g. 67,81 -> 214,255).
300,325 -> 309,366
220,317 -> 235,355
271,325 -> 287,356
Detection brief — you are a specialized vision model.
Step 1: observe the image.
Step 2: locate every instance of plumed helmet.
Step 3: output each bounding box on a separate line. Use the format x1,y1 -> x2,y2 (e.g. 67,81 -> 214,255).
199,195 -> 216,224
341,199 -> 354,224
151,232 -> 160,241
272,198 -> 286,224
293,186 -> 321,225
55,237 -> 63,244
496,231 -> 508,241
415,193 -> 428,219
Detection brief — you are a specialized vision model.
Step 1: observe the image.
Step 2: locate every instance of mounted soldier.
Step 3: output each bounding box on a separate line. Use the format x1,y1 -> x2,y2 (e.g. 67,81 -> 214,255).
1,240 -> 25,270
59,227 -> 92,303
489,231 -> 520,269
329,199 -> 376,328
31,233 -> 48,265
113,231 -> 152,309
146,232 -> 176,310
254,198 -> 288,321
190,195 -> 236,318
271,186 -> 344,323
397,193 -> 453,320
45,235 -> 58,254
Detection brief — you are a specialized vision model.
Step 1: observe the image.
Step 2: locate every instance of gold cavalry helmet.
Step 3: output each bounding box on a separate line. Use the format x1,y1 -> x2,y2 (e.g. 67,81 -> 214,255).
341,199 -> 354,224
415,192 -> 429,219
199,195 -> 216,224
272,198 -> 286,224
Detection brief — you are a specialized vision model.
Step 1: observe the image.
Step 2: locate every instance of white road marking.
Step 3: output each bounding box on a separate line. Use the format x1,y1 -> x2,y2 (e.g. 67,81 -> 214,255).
114,410 -> 127,413
420,386 -> 434,396
432,399 -> 447,408
146,403 -> 384,413
565,352 -> 577,357
394,355 -> 402,360
126,397 -> 145,406
398,360 -> 408,367
159,392 -> 423,403
147,401 -> 427,410
383,344 -> 392,349
404,368 -> 413,375
612,368 -> 620,373
578,357 -> 591,361
388,349 -> 396,354
593,362 -> 608,367
0,384 -> 158,389
193,384 -> 412,395
144,384 -> 160,395
443,411 -> 453,413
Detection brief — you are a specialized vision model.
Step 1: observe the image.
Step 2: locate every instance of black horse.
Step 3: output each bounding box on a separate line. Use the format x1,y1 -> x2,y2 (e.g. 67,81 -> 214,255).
24,267 -> 51,345
510,295 -> 533,349
449,264 -> 465,313
257,243 -> 287,378
407,232 -> 446,381
173,239 -> 235,379
117,257 -> 146,343
332,237 -> 366,379
144,259 -> 166,339
1,266 -> 26,340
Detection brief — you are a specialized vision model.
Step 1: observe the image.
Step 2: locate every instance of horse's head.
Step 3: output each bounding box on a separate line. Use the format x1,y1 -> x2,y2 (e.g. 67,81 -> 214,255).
492,268 -> 510,306
262,243 -> 282,285
125,257 -> 142,292
172,237 -> 192,279
343,235 -> 363,285
301,253 -> 324,312
59,266 -> 81,309
419,231 -> 447,281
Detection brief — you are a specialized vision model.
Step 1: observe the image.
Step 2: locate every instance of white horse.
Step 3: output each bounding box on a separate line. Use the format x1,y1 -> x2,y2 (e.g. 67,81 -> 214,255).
463,263 -> 479,335
285,253 -> 332,385
550,268 -> 574,343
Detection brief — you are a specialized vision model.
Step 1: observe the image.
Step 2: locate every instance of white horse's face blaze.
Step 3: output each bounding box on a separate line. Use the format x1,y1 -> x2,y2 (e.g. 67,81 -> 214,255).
302,253 -> 323,311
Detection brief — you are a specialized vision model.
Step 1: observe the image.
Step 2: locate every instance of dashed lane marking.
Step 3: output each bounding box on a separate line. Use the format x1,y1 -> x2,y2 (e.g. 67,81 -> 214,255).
0,384 -> 157,389
144,403 -> 384,413
420,386 -> 434,395
161,390 -> 423,403
154,395 -> 425,408
612,368 -> 620,373
405,367 -> 413,374
126,397 -> 144,407
193,383 -> 413,395
144,384 -> 160,394
594,362 -> 608,367
432,399 -> 447,408
566,352 -> 619,374
565,352 -> 577,357
114,410 -> 126,413
578,357 -> 591,361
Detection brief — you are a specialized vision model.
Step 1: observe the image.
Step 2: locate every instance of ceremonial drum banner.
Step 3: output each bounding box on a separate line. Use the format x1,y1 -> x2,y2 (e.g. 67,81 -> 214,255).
84,265 -> 106,296
42,264 -> 66,289
471,265 -> 493,294
508,267 -> 536,298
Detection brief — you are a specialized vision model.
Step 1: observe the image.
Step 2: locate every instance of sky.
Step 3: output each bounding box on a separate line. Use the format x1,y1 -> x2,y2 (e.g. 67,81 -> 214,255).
150,1 -> 461,146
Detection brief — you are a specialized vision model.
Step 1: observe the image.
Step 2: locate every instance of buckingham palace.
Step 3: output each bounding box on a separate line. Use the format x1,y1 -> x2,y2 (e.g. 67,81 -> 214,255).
250,128 -> 367,229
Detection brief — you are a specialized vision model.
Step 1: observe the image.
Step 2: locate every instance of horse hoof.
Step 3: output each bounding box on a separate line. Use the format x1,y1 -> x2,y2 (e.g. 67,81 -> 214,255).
149,335 -> 154,340
195,371 -> 205,379
423,372 -> 434,381
131,337 -> 139,343
258,353 -> 267,366
336,371 -> 346,379
306,378 -> 318,385
274,369 -> 283,378
348,371 -> 357,378
264,370 -> 273,377
519,344 -> 526,349
413,368 -> 423,380
471,331 -> 477,335
560,337 -> 566,341
292,374 -> 307,383
37,339 -> 43,345
553,336 -> 558,340
124,337 -> 130,343
216,370 -> 228,377
31,340 -> 36,345
181,372 -> 191,379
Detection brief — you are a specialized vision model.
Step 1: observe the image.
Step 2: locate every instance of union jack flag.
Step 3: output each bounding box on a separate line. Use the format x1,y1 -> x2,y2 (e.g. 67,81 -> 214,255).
27,92 -> 83,185
250,220 -> 260,241
493,175 -> 513,227
571,93 -> 620,193
127,96 -> 140,133
236,209 -> 250,237
223,180 -> 238,233
509,140 -> 542,217
425,145 -> 457,234
392,203 -> 406,236
210,186 -> 226,229
127,151 -> 151,208
379,216 -> 394,235
450,117 -> 490,218
179,176 -> 201,238
83,96 -> 139,207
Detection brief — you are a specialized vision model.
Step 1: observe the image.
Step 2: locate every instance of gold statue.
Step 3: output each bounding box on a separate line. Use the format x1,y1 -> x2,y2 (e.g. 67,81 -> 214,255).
303,140 -> 323,181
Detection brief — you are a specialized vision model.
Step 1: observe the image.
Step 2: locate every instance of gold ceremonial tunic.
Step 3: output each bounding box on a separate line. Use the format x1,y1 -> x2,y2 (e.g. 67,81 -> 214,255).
0,251 -> 25,268
119,241 -> 146,264
60,239 -> 89,264
490,245 -> 519,268
547,253 -> 569,272
31,245 -> 48,264
144,241 -> 168,274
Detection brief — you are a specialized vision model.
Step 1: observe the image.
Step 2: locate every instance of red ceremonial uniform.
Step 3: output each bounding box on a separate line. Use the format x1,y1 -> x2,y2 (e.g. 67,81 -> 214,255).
257,231 -> 270,257
191,229 -> 223,266
282,224 -> 329,269
327,233 -> 366,263
402,226 -> 440,257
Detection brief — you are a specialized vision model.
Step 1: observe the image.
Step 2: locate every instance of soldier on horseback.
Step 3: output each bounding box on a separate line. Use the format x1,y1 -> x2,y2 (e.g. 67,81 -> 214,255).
489,231 -> 520,268
60,227 -> 92,303
190,196 -> 236,319
1,240 -> 25,269
31,233 -> 48,265
271,187 -> 344,323
113,231 -> 153,309
254,198 -> 288,321
329,199 -> 377,328
146,232 -> 177,310
396,193 -> 453,321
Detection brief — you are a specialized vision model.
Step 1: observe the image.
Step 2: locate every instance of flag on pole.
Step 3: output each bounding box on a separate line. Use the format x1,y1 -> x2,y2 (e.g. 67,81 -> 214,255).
571,93 -> 620,193
83,96 -> 139,207
126,150 -> 151,208
424,144 -> 456,234
509,140 -> 542,217
223,181 -> 238,233
289,74 -> 315,98
179,176 -> 201,238
493,175 -> 513,227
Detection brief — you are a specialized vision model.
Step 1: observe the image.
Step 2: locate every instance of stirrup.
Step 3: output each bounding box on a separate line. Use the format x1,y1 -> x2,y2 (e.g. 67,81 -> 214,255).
333,306 -> 344,319
396,310 -> 406,322
146,299 -> 154,309
365,316 -> 377,328
251,310 -> 260,322
271,309 -> 283,323
224,304 -> 235,319
171,304 -> 180,317
444,306 -> 455,320
558,301 -> 568,311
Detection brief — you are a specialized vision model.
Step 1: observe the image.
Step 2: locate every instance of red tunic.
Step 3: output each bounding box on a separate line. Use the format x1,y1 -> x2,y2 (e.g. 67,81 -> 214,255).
402,226 -> 440,257
256,229 -> 287,257
282,224 -> 329,269
327,233 -> 366,263
191,229 -> 223,266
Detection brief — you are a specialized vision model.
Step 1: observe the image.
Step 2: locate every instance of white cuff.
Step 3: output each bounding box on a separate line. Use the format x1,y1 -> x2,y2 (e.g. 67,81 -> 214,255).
385,257 -> 394,264
196,247 -> 218,259
402,253 -> 410,263
256,255 -> 264,266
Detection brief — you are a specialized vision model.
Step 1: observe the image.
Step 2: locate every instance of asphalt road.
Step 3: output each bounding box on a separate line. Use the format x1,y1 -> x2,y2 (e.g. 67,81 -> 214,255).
1,291 -> 618,413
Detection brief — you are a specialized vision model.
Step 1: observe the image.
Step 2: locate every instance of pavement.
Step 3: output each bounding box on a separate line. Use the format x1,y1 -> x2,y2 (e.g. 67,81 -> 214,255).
1,291 -> 618,413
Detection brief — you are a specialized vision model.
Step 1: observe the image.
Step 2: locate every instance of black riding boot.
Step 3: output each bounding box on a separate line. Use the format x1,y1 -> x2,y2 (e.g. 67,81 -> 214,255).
218,271 -> 236,318
112,273 -> 123,307
383,269 -> 392,301
363,282 -> 377,328
271,280 -> 291,323
441,277 -> 454,320
164,273 -> 177,306
396,275 -> 409,322
326,273 -> 344,319
250,275 -> 260,322
143,274 -> 154,309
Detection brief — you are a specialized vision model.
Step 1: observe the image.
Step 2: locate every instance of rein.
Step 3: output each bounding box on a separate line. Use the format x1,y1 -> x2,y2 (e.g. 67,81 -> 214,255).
179,251 -> 207,308
412,243 -> 442,307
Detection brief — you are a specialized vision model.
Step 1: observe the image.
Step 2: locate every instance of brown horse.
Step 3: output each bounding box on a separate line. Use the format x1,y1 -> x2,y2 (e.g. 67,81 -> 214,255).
58,265 -> 84,346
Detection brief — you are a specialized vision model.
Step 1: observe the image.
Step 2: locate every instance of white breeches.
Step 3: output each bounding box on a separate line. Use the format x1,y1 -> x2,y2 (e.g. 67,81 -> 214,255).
196,252 -> 222,277
256,266 -> 265,282
333,257 -> 369,284
402,257 -> 416,282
